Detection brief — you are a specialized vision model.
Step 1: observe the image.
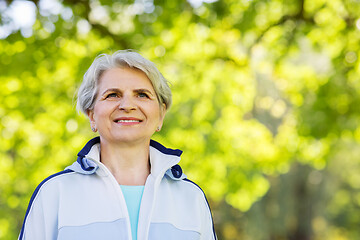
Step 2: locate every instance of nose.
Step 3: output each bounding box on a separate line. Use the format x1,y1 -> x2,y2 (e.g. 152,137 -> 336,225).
118,95 -> 136,112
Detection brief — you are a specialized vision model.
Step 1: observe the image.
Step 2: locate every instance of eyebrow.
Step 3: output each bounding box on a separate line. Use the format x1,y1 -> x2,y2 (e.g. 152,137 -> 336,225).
101,88 -> 154,96
101,88 -> 121,96
134,88 -> 154,96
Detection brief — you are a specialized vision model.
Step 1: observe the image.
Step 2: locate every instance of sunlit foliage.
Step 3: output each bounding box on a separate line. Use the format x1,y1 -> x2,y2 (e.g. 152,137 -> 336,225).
1,0 -> 360,239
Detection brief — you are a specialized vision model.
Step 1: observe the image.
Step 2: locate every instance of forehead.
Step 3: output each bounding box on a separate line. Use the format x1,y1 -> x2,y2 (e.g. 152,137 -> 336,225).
98,67 -> 154,90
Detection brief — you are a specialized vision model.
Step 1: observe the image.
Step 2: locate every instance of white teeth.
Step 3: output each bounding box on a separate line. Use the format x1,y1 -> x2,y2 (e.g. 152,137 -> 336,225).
116,120 -> 140,123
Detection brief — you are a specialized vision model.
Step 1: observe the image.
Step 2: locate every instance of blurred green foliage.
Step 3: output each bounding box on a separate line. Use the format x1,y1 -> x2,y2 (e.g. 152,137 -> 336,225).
1,0 -> 360,239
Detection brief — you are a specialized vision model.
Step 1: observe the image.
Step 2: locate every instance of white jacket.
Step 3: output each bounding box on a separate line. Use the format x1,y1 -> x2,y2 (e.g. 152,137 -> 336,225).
19,137 -> 217,240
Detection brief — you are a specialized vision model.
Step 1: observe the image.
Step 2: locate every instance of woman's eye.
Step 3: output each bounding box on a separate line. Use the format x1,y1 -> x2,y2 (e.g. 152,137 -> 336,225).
106,93 -> 118,98
138,92 -> 149,98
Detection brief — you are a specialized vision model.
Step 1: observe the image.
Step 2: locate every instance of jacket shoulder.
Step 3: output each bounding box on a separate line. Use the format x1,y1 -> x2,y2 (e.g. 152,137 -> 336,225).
181,178 -> 209,198
31,169 -> 75,197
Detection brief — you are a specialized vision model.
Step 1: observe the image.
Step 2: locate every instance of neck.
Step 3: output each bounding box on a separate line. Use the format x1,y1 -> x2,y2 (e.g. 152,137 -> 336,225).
99,138 -> 151,185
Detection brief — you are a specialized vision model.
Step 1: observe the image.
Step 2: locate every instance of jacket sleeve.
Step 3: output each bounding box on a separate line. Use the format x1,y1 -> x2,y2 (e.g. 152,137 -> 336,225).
18,177 -> 61,240
200,193 -> 217,240
19,194 -> 47,240
182,178 -> 217,240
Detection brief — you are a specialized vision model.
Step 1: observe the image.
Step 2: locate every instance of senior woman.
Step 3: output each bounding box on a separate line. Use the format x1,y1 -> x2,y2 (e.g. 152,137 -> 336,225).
19,50 -> 216,240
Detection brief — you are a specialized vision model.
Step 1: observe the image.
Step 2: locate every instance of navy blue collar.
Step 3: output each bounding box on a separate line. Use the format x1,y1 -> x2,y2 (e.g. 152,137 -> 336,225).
150,139 -> 182,157
77,136 -> 100,159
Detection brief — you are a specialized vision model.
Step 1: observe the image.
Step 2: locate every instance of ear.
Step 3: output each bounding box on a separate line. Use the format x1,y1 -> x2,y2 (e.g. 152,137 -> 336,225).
157,103 -> 167,130
87,109 -> 96,126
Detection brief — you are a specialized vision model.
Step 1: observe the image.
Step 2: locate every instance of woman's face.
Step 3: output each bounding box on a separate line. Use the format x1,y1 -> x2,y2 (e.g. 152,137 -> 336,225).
88,67 -> 165,145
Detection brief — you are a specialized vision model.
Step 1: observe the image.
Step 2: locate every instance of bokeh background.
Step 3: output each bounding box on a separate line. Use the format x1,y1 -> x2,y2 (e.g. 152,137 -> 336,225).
1,0 -> 360,239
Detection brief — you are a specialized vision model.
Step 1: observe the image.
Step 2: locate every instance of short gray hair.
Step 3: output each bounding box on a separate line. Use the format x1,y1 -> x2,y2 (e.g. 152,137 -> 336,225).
76,50 -> 172,115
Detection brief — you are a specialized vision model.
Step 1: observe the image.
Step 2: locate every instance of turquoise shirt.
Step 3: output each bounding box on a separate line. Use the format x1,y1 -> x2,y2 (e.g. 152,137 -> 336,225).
120,185 -> 145,240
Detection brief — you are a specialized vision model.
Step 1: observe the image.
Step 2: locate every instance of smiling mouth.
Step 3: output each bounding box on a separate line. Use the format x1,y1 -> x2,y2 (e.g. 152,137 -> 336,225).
114,119 -> 142,123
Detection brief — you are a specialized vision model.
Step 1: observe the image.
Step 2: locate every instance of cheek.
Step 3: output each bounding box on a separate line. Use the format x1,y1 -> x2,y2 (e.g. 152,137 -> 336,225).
93,105 -> 108,121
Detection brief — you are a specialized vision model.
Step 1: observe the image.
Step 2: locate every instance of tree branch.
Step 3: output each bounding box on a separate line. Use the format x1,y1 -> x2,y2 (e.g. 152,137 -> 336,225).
251,0 -> 313,48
